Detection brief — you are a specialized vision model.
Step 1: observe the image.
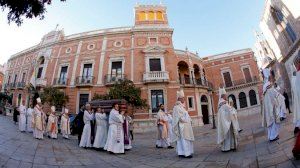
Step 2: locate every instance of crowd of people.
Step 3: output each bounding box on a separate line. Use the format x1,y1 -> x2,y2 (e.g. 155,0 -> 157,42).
12,97 -> 71,140
4,63 -> 300,158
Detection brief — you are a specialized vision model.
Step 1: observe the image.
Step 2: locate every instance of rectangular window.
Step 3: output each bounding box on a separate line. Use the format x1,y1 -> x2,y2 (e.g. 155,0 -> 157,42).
149,37 -> 158,45
13,75 -> 17,84
111,61 -> 122,77
149,58 -> 161,71
286,23 -> 297,43
187,96 -> 195,110
21,73 -> 26,83
223,72 -> 233,87
79,94 -> 89,112
59,66 -> 68,84
37,67 -> 43,79
82,64 -> 92,77
151,90 -> 164,113
242,67 -> 252,83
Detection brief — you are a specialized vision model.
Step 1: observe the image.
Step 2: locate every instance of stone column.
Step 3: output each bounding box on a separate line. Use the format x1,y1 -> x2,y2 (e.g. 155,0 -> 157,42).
97,37 -> 107,85
189,67 -> 194,84
70,41 -> 83,86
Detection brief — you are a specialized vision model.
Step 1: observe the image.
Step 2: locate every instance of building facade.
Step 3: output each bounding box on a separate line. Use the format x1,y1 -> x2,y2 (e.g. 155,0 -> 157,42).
257,0 -> 300,96
2,4 -> 262,132
0,64 -> 5,90
203,49 -> 262,117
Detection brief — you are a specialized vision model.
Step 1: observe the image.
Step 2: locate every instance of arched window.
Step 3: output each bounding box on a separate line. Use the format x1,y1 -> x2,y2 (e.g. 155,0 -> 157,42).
239,92 -> 247,108
156,11 -> 163,20
139,11 -> 146,21
228,94 -> 237,109
249,90 -> 257,106
148,11 -> 155,20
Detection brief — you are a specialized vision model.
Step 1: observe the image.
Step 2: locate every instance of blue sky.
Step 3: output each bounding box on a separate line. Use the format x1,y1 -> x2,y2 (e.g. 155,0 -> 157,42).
0,0 -> 265,64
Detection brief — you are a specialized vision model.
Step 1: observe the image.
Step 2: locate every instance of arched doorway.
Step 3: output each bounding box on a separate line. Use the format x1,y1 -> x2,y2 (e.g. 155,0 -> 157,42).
201,95 -> 209,124
178,61 -> 190,84
228,94 -> 237,109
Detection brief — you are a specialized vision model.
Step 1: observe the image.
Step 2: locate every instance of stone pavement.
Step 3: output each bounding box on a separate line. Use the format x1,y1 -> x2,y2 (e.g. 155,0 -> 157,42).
0,113 -> 300,168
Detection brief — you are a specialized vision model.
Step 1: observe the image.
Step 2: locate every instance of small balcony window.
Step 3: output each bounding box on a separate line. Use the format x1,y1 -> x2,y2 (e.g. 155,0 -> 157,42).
149,58 -> 161,71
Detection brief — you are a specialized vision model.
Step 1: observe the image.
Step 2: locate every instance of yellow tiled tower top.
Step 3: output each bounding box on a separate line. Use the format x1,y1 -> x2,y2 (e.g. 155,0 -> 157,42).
134,4 -> 168,27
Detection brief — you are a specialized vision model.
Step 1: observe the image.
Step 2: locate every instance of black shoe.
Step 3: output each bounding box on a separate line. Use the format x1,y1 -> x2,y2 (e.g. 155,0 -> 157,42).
294,127 -> 299,135
222,150 -> 231,152
270,136 -> 279,142
184,155 -> 193,158
156,145 -> 162,149
178,155 -> 185,158
167,146 -> 174,149
280,117 -> 286,121
109,151 -> 115,155
238,129 -> 243,133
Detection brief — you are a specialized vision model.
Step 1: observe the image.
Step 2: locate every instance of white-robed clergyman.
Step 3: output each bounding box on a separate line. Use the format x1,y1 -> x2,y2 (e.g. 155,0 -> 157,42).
26,105 -> 34,133
61,108 -> 71,139
275,85 -> 287,121
46,106 -> 58,139
124,114 -> 133,150
18,102 -> 27,132
104,103 -> 125,154
292,66 -> 300,134
261,68 -> 281,142
217,88 -> 239,152
167,111 -> 173,145
79,104 -> 94,148
156,104 -> 172,148
33,98 -> 45,140
172,90 -> 194,158
228,97 -> 242,132
93,107 -> 108,149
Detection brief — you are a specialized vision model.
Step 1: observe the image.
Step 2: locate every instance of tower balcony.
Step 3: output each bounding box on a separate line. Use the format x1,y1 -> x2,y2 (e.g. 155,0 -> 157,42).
143,71 -> 169,83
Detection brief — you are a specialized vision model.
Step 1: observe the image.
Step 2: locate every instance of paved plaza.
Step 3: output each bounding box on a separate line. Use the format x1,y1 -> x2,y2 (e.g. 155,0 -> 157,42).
0,112 -> 300,168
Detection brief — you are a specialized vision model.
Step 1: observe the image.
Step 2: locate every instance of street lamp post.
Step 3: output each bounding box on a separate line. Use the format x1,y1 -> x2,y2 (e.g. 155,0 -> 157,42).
209,89 -> 216,129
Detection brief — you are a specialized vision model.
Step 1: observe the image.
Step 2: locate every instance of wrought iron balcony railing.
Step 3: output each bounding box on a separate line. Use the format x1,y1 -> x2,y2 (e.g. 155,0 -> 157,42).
179,77 -> 211,88
53,78 -> 68,87
17,82 -> 26,89
76,76 -> 94,86
104,74 -> 126,85
220,76 -> 259,88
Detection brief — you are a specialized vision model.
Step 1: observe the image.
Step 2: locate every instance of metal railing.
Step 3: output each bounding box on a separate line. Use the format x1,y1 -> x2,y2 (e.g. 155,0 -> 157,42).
143,71 -> 169,83
75,76 -> 94,86
220,76 -> 259,88
104,74 -> 126,85
53,78 -> 68,86
17,82 -> 26,89
179,77 -> 211,88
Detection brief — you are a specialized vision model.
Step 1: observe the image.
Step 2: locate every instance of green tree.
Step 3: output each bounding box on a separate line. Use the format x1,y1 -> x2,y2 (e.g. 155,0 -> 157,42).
40,86 -> 69,107
0,0 -> 66,25
93,79 -> 148,112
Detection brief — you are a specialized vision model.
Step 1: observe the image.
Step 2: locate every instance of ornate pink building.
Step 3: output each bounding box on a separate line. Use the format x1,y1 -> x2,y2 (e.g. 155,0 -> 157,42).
3,4 -> 261,132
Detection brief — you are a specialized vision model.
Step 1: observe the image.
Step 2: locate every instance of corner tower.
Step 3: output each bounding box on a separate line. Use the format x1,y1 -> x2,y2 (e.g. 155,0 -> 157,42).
134,4 -> 168,27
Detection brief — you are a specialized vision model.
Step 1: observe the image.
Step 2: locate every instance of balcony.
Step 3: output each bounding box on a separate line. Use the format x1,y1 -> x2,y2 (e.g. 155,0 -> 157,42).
143,71 -> 169,83
179,77 -> 211,88
220,76 -> 259,90
76,76 -> 94,87
36,78 -> 47,87
53,78 -> 68,88
104,74 -> 126,85
10,83 -> 16,90
17,82 -> 26,89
